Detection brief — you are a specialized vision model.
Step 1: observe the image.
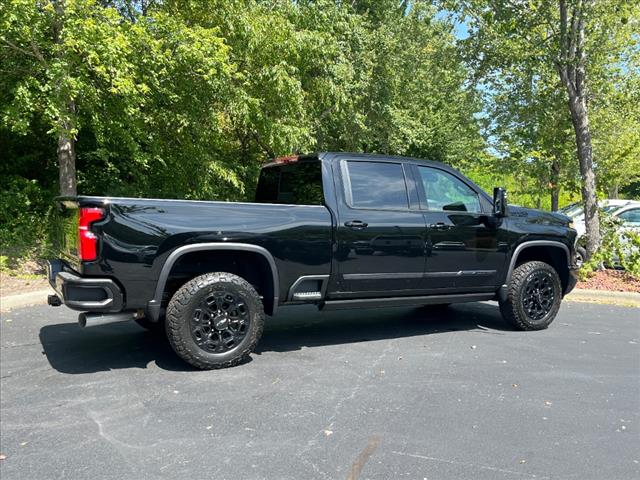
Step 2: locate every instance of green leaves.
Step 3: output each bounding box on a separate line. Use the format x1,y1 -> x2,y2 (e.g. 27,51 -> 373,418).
444,0 -> 640,209
1,0 -> 485,254
580,212 -> 640,279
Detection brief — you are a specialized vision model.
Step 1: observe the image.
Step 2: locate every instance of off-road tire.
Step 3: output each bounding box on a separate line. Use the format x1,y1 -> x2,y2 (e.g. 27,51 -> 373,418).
166,272 -> 265,369
499,260 -> 562,331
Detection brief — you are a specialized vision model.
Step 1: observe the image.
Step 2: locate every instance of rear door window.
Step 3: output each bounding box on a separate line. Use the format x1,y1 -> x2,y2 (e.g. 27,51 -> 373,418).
342,161 -> 409,210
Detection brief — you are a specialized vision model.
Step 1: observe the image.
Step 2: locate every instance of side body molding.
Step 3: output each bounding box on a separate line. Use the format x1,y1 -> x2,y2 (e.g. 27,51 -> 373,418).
146,243 -> 280,320
498,240 -> 571,301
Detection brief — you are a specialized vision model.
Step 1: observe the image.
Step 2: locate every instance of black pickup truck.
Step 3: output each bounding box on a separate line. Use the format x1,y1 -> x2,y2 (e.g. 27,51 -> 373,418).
48,152 -> 578,369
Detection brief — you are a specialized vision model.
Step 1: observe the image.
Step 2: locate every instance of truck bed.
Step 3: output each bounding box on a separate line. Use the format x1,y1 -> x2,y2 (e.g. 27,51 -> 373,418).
54,196 -> 333,311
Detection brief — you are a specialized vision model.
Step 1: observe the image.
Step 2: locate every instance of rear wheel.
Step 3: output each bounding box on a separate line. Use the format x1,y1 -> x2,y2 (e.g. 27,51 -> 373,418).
166,272 -> 265,369
499,261 -> 562,330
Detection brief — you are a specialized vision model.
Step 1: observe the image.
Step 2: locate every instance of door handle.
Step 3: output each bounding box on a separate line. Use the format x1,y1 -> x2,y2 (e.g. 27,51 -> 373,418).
344,220 -> 368,229
429,222 -> 451,231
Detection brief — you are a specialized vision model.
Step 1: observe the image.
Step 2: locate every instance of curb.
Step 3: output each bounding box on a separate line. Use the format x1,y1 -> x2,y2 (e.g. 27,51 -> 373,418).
565,289 -> 640,308
0,289 -> 53,313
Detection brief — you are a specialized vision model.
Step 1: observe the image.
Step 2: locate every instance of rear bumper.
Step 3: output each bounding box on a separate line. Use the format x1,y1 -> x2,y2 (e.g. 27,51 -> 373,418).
47,259 -> 123,312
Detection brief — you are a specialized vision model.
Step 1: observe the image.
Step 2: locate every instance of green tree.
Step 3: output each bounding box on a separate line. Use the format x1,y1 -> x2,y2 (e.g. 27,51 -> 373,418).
2,0 -> 142,195
355,1 -> 485,166
169,0 -> 483,168
1,0 -> 486,260
1,0 -> 242,200
444,0 -> 639,257
592,63 -> 640,198
487,63 -> 578,211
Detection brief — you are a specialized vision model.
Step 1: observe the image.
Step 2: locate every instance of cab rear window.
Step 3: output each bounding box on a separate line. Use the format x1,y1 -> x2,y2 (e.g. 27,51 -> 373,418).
255,161 -> 324,205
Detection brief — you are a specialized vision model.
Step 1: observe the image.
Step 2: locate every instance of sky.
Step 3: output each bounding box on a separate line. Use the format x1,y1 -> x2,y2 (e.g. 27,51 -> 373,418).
435,9 -> 470,40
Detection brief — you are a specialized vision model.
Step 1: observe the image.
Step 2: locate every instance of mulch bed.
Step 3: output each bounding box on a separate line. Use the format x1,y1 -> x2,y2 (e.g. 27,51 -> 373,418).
577,269 -> 640,293
0,274 -> 49,297
0,259 -> 49,297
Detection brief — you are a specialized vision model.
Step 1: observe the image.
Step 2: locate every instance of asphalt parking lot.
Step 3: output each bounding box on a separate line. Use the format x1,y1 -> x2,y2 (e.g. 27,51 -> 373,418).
1,301 -> 638,480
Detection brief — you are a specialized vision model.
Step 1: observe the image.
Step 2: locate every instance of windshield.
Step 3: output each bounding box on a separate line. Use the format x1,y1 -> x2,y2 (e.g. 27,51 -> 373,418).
559,202 -> 579,213
563,205 -> 584,218
602,204 -> 624,214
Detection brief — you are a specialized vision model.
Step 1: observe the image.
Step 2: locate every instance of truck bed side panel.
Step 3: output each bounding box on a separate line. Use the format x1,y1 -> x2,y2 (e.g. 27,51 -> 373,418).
76,198 -> 332,309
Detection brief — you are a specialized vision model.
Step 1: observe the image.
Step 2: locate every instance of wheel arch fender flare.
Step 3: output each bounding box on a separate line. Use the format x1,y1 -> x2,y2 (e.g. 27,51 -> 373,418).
147,243 -> 279,320
498,240 -> 571,302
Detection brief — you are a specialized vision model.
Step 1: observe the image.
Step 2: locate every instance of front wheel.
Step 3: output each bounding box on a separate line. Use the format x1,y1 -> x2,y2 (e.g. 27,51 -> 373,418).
166,272 -> 265,369
499,261 -> 562,330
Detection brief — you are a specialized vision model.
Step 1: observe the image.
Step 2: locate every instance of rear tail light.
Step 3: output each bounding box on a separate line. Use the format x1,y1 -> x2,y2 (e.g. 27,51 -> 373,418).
78,207 -> 105,261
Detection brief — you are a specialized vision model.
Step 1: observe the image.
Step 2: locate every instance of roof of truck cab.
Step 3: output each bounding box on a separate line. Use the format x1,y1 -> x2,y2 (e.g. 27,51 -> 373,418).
262,152 -> 492,203
263,152 -> 453,170
319,152 -> 449,167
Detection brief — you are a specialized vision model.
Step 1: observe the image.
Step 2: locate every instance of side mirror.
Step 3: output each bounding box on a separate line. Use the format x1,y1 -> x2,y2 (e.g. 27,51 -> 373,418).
493,187 -> 507,217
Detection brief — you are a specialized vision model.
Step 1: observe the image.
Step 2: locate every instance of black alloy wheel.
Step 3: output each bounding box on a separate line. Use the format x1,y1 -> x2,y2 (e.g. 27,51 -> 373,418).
191,290 -> 250,353
166,272 -> 265,369
521,271 -> 556,321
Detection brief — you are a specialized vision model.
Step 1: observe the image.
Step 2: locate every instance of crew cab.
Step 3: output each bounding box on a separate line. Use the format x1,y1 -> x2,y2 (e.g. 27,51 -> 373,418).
47,153 -> 579,369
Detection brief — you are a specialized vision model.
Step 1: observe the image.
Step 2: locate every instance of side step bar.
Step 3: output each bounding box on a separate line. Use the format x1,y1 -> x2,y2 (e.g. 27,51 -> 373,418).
319,293 -> 494,311
292,291 -> 323,301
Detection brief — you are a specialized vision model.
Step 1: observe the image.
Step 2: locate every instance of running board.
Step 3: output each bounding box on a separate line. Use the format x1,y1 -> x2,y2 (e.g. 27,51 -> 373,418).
288,275 -> 330,302
319,293 -> 494,311
292,291 -> 323,301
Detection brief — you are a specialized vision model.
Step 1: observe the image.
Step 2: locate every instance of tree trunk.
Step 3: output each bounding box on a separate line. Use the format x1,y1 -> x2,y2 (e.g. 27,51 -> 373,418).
550,158 -> 560,211
57,130 -> 76,196
568,94 -> 599,256
557,0 -> 600,258
550,186 -> 559,212
608,183 -> 619,199
53,1 -> 77,197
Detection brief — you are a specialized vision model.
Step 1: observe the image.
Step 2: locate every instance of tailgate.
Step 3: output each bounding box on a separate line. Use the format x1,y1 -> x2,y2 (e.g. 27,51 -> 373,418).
53,199 -> 81,270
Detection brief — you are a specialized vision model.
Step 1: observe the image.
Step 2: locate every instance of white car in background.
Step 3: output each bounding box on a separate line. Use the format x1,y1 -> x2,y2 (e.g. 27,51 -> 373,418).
561,199 -> 640,266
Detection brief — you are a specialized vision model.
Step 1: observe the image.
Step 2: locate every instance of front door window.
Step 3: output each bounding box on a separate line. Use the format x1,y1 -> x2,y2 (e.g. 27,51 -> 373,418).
417,167 -> 481,213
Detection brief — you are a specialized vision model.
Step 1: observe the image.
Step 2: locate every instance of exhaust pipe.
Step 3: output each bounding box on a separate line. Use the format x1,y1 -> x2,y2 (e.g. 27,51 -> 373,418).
78,312 -> 134,328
